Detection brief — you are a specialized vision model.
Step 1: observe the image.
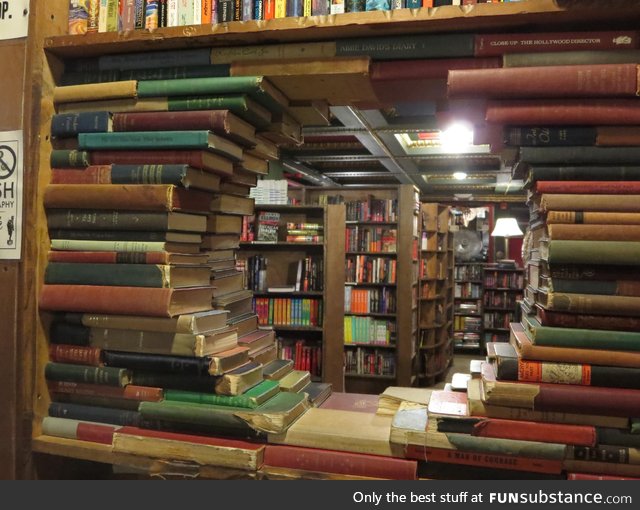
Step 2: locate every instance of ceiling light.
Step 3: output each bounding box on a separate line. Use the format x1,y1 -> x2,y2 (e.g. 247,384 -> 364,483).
453,171 -> 467,180
441,123 -> 474,153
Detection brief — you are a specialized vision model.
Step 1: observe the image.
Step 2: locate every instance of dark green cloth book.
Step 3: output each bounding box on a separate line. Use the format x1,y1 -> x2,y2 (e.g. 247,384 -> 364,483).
164,380 -> 280,409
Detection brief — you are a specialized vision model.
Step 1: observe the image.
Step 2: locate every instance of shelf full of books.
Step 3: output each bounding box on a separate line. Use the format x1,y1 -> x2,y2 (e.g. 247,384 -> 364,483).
453,262 -> 485,351
305,185 -> 419,393
483,265 -> 524,343
418,203 -> 454,386
238,203 -> 345,390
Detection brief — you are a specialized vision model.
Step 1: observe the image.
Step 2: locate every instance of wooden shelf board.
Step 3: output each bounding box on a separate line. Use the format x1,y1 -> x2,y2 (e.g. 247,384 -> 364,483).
344,312 -> 396,318
346,251 -> 397,256
254,204 -> 325,212
344,343 -> 396,349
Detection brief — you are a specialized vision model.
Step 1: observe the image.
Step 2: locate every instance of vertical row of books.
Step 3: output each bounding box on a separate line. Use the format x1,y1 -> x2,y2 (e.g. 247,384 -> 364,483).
443,45 -> 640,479
482,265 -> 524,343
417,203 -> 454,386
37,46 -> 327,463
452,262 -> 483,351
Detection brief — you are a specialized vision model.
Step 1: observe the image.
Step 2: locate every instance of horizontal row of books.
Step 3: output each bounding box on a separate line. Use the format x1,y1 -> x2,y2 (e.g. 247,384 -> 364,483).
343,316 -> 396,345
254,297 -> 323,327
243,254 -> 324,293
344,286 -> 396,314
345,226 -> 397,253
345,255 -> 397,284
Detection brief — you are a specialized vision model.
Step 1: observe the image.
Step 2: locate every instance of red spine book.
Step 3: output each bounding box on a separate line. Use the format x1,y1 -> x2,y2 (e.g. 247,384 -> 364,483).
48,380 -> 164,401
264,0 -> 275,19
471,418 -> 596,447
486,99 -> 640,126
264,445 -> 418,480
474,30 -> 640,57
50,166 -> 112,184
76,422 -> 119,445
535,181 -> 640,194
90,149 -> 233,176
406,445 -> 563,475
537,307 -> 640,332
448,64 -> 638,99
371,57 -> 501,81
48,344 -> 102,366
47,251 -> 194,264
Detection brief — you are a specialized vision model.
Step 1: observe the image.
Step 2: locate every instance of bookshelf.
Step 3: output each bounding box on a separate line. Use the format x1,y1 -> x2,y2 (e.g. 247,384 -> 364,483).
305,185 -> 420,394
238,203 -> 345,391
483,265 -> 525,344
12,0 -> 640,479
453,262 -> 485,352
417,203 -> 454,387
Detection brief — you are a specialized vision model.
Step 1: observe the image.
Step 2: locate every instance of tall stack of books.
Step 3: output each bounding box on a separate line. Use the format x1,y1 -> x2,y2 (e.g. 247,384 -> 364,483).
38,47 -> 324,469
435,42 -> 640,479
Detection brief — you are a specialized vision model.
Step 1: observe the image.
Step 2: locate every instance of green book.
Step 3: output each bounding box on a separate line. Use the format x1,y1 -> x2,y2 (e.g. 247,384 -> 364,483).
45,362 -> 131,387
524,317 -> 640,352
164,380 -> 280,409
137,76 -> 288,114
167,95 -> 271,128
77,131 -> 243,161
543,240 -> 640,265
50,149 -> 91,168
44,262 -> 209,288
139,391 -> 308,434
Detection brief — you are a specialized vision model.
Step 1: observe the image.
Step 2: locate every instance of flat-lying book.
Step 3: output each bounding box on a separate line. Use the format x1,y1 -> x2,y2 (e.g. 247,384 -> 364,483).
164,379 -> 279,409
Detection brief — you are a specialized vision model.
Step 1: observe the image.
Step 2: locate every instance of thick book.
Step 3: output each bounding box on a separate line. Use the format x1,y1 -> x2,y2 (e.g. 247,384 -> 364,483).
50,164 -> 221,192
278,370 -> 311,393
138,76 -> 289,114
49,239 -> 200,255
51,111 -> 113,137
377,387 -> 431,416
522,146 -> 640,166
48,380 -> 163,402
546,211 -> 640,226
164,379 -> 279,409
263,445 -> 417,480
262,358 -> 294,380
538,288 -> 640,317
60,64 -> 230,85
77,131 -> 243,161
46,209 -> 207,233
53,80 -> 138,104
539,194 -> 640,213
371,57 -> 501,81
536,181 -> 640,195
210,193 -> 254,216
540,240 -> 640,265
48,402 -> 149,427
527,166 -> 640,183
49,344 -> 102,366
511,322 -> 640,369
112,426 -> 265,470
238,329 -> 275,355
300,382 -> 332,407
335,33 -> 475,60
39,284 -> 213,317
44,362 -> 131,387
209,41 -> 336,64
166,95 -> 272,129
90,149 -> 234,177
56,96 -> 170,115
44,184 -> 213,214
474,30 -> 640,57
97,48 -> 212,71
50,149 -> 91,168
505,126 -> 597,147
207,213 -> 243,234
268,408 -> 398,457
44,263 -> 210,288
51,321 -> 238,357
139,391 -> 308,434
112,110 -> 256,147
503,49 -> 640,68
214,360 -> 264,396
536,306 -> 640,332
448,64 -> 639,99
61,309 -> 229,334
48,229 -> 202,245
466,379 -> 629,429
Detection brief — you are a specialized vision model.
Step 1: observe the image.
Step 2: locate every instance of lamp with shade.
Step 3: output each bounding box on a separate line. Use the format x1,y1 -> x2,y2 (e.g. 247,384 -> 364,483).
490,217 -> 524,265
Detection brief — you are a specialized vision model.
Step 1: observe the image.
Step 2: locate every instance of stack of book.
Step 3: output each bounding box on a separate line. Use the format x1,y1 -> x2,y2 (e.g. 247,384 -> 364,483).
285,222 -> 323,243
250,180 -> 288,205
438,51 -> 640,479
38,47 -> 326,470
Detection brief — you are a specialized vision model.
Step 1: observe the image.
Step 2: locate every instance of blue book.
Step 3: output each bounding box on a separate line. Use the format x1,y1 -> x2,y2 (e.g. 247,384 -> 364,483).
51,111 -> 112,138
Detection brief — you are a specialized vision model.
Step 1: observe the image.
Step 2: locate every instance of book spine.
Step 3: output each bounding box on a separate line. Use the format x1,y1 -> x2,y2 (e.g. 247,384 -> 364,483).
537,181 -> 640,194
50,239 -> 173,252
103,350 -> 209,375
51,112 -> 112,138
537,308 -> 640,331
42,417 -> 118,445
48,380 -> 164,401
448,64 -> 639,99
49,344 -> 102,366
78,131 -> 207,150
99,48 -> 211,71
164,389 -> 255,408
504,127 -> 597,147
50,321 -> 92,345
474,31 -> 640,57
48,402 -> 145,427
530,166 -> 640,182
547,241 -> 640,266
45,362 -> 130,387
112,110 -> 226,132
470,418 -> 596,447
50,150 -> 91,168
50,166 -> 113,184
137,75 -> 259,98
568,445 -> 639,465
531,325 -> 640,352
46,209 -> 173,231
45,262 -> 173,288
90,150 -> 205,171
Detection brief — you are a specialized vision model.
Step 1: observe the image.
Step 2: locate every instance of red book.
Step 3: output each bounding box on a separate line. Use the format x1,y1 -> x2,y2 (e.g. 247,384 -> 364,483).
469,418 -> 596,447
49,344 -> 102,366
474,30 -> 640,57
537,307 -> 640,332
535,181 -> 640,194
320,392 -> 379,414
48,380 -> 164,401
264,0 -> 275,19
76,422 -> 118,444
448,64 -> 639,99
90,149 -> 233,176
39,284 -> 213,317
486,99 -> 640,125
406,445 -> 563,475
264,445 -> 417,480
371,57 -> 501,81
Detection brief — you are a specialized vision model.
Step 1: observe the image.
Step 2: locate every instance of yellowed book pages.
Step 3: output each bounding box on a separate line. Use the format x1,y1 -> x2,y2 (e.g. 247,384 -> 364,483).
54,80 -> 138,104
230,57 -> 377,105
56,97 -> 169,114
268,408 -> 402,457
210,41 -> 337,65
377,387 -> 433,416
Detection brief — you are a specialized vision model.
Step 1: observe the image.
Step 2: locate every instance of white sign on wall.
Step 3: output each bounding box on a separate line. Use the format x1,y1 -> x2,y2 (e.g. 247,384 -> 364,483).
0,130 -> 23,260
0,0 -> 29,40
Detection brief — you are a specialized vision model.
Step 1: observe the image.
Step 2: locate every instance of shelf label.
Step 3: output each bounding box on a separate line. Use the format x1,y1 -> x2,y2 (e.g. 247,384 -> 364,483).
0,130 -> 23,260
0,0 -> 29,40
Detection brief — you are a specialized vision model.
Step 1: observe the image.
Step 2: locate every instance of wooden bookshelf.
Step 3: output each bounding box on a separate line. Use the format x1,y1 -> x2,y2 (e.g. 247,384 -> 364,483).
304,184 -> 419,393
238,203 -> 345,390
417,203 -> 454,387
483,265 -> 525,344
453,262 -> 485,352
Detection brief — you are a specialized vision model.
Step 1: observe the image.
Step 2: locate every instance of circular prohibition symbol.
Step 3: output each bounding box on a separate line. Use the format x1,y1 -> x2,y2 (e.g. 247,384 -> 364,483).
0,145 -> 17,180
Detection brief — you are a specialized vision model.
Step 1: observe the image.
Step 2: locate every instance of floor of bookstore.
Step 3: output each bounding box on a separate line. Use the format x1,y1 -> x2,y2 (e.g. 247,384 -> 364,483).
434,354 -> 476,390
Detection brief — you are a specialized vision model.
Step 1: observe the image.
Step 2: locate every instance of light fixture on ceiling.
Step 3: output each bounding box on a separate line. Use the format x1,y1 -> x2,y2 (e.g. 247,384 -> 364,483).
440,122 -> 474,153
453,171 -> 467,180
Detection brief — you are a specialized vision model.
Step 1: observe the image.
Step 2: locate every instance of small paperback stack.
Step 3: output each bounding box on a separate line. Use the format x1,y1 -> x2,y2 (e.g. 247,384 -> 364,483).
38,48 -> 315,471
286,221 -> 323,243
445,57 -> 640,478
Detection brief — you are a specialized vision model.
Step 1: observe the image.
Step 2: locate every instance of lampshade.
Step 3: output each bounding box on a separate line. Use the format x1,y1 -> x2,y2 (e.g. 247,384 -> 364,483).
491,217 -> 524,238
